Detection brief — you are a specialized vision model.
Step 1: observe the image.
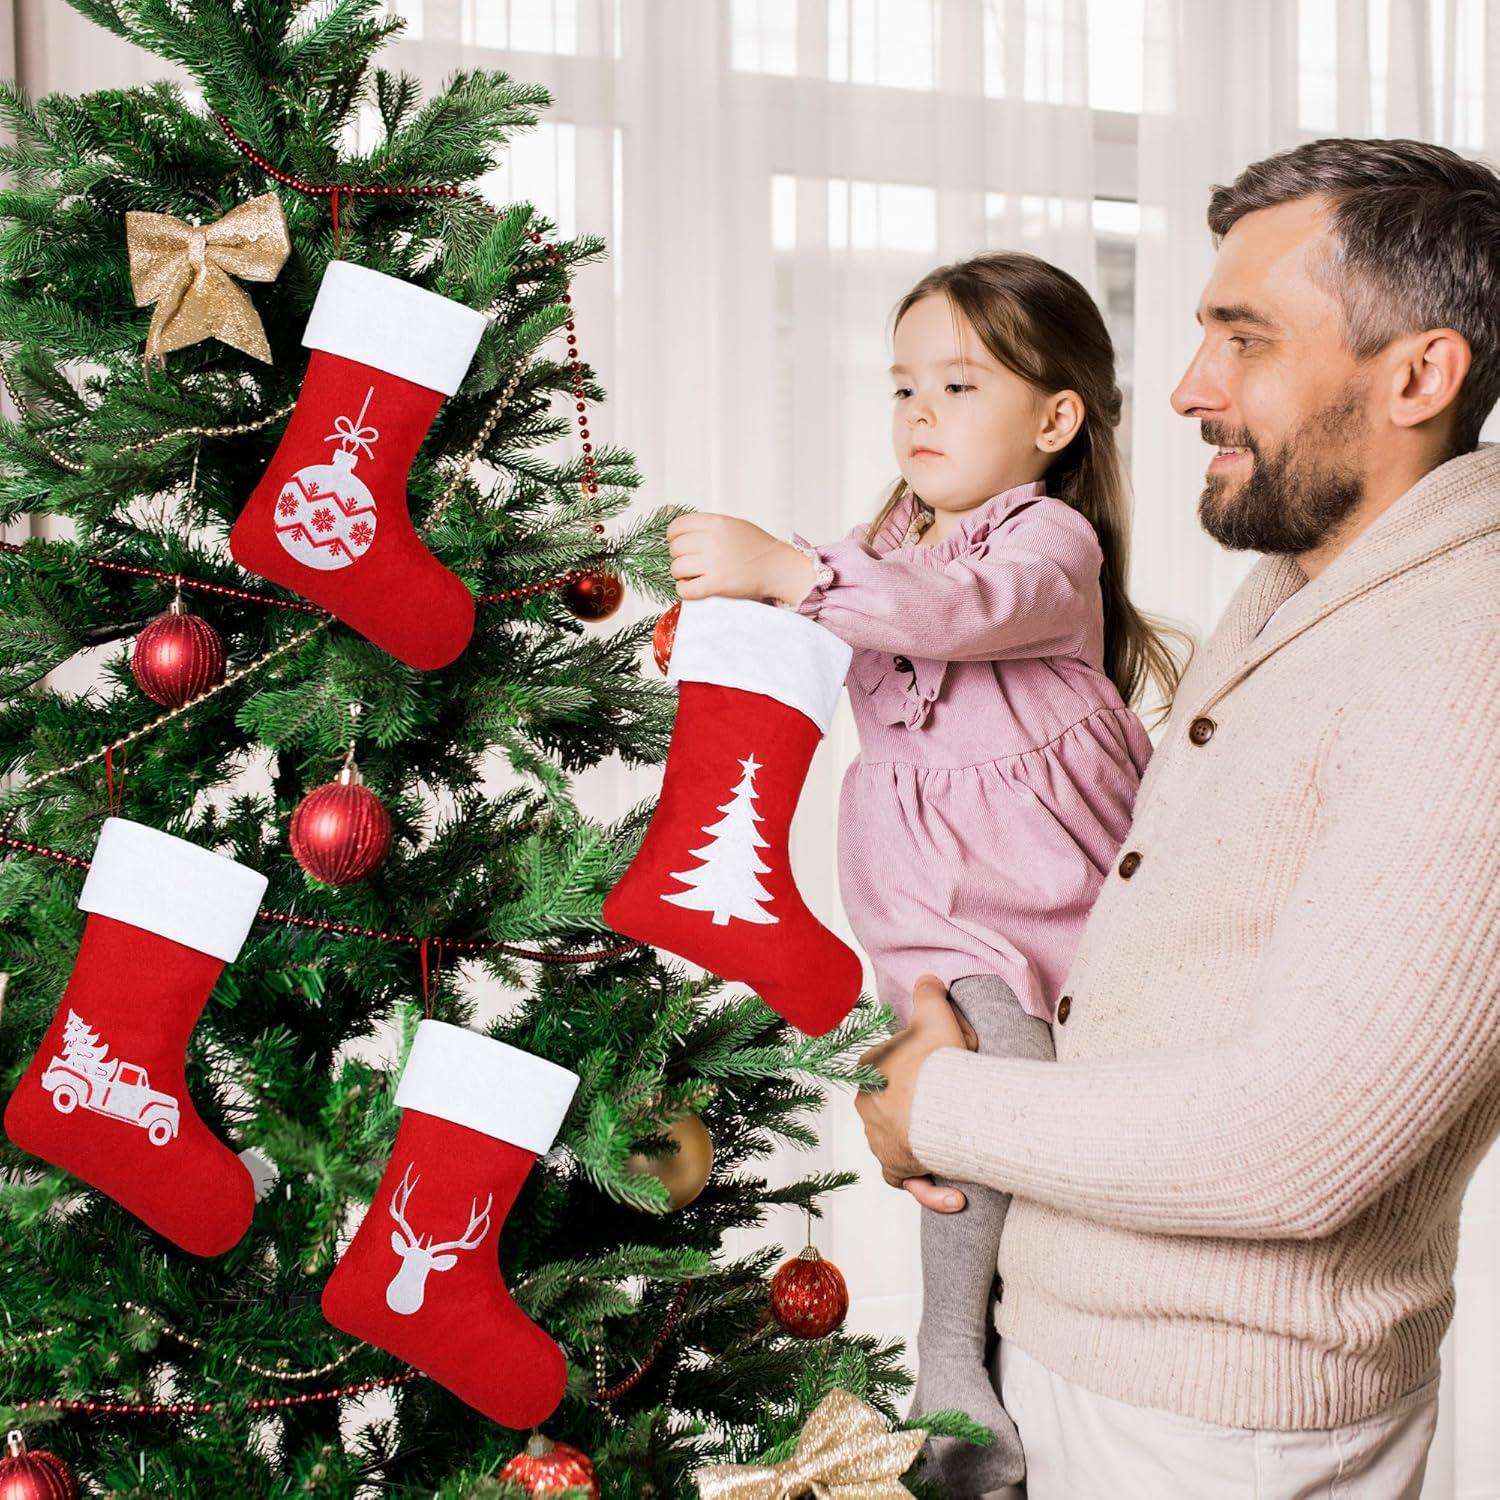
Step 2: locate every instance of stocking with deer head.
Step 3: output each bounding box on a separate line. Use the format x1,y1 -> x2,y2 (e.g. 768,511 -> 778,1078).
322,1020 -> 579,1428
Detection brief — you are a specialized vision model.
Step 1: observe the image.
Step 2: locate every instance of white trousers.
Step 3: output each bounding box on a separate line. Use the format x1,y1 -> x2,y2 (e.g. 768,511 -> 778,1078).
991,1338 -> 1441,1500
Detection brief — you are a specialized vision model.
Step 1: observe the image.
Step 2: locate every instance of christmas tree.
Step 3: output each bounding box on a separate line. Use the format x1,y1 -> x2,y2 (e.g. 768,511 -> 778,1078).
0,2 -> 971,1494
662,755 -> 778,928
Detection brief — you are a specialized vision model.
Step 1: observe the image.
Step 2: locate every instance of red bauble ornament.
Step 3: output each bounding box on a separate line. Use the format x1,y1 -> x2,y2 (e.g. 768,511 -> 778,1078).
0,1429 -> 80,1500
130,599 -> 226,708
289,759 -> 392,885
562,570 -> 624,621
769,1245 -> 849,1339
499,1433 -> 600,1498
652,601 -> 680,675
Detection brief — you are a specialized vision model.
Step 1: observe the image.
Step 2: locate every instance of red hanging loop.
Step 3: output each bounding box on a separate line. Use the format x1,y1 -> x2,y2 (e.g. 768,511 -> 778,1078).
419,938 -> 442,1018
330,188 -> 341,256
104,744 -> 127,816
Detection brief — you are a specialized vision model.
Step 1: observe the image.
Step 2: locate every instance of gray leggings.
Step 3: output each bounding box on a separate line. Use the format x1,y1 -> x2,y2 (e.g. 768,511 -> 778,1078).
908,973 -> 1056,1496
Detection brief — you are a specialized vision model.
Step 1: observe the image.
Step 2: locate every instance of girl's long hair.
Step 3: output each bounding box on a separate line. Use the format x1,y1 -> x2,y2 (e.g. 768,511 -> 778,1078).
873,253 -> 1191,723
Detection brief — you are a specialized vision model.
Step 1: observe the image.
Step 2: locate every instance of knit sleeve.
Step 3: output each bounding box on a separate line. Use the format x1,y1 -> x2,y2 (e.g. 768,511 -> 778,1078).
787,502 -> 1098,661
907,623 -> 1500,1239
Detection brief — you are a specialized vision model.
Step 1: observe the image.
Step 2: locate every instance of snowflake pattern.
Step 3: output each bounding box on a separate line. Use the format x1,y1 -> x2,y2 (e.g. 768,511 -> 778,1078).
272,457 -> 376,572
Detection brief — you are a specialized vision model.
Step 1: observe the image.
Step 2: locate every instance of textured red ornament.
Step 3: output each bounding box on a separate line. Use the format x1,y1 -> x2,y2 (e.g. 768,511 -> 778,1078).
0,1430 -> 80,1500
499,1433 -> 600,1498
129,602 -> 226,707
562,570 -> 623,621
769,1245 -> 849,1339
289,767 -> 392,884
652,601 -> 680,675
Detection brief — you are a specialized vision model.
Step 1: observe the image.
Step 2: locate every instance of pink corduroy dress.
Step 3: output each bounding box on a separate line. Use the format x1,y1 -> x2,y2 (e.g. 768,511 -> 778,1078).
789,479 -> 1152,1024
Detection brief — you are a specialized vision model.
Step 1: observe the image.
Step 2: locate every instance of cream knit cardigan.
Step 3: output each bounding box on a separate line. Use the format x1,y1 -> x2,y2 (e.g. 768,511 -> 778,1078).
908,442 -> 1500,1431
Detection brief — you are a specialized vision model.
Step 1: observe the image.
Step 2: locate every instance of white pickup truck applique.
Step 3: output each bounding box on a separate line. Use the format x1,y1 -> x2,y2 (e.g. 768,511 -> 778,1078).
39,1009 -> 181,1147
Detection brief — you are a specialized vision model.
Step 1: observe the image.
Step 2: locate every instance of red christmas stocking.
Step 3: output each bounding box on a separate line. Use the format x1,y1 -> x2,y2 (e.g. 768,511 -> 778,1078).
229,260 -> 488,670
321,1019 -> 580,1428
3,818 -> 268,1257
602,597 -> 861,1036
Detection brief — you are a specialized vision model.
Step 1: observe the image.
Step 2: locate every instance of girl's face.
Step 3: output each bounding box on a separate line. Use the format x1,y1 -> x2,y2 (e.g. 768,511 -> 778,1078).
889,293 -> 1061,515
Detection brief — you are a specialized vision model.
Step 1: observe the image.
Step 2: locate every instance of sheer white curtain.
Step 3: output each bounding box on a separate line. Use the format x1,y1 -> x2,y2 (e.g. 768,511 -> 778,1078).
1133,6 -> 1499,1495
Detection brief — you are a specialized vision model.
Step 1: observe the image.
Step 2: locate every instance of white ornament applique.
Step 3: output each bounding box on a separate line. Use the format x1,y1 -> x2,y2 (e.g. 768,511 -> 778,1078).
384,1163 -> 493,1316
39,1009 -> 180,1146
661,752 -> 779,927
273,386 -> 379,572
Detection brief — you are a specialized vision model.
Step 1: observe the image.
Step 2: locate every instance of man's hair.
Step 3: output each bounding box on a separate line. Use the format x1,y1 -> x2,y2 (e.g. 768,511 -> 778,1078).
1208,137 -> 1500,455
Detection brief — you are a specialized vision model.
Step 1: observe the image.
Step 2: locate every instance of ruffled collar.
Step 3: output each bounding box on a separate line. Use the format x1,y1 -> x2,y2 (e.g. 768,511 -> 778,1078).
873,479 -> 1050,562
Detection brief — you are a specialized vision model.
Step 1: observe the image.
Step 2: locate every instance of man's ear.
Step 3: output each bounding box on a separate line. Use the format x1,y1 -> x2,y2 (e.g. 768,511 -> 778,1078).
1387,328 -> 1471,434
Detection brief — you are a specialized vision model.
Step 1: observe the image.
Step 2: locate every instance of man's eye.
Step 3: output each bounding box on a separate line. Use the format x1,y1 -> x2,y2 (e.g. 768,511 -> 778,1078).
1228,335 -> 1258,350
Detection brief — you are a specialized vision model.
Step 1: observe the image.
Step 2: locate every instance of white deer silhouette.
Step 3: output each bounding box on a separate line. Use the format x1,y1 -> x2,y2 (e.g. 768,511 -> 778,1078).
384,1162 -> 493,1316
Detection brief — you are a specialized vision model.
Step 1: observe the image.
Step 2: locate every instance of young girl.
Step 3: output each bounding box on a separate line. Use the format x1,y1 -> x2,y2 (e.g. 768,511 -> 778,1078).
666,251 -> 1185,1493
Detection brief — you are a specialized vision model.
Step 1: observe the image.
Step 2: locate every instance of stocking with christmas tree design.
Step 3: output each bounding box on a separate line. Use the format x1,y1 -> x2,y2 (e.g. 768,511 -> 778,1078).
603,597 -> 862,1036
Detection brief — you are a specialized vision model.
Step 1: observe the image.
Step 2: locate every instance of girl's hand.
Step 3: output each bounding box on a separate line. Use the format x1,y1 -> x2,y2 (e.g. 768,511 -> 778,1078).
667,513 -> 813,604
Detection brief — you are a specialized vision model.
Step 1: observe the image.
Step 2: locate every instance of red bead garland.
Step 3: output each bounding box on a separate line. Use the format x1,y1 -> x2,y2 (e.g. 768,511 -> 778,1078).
0,542 -> 325,612
594,1281 -> 691,1402
1,542 -> 613,617
214,113 -> 463,206
0,833 -> 639,964
526,231 -> 599,499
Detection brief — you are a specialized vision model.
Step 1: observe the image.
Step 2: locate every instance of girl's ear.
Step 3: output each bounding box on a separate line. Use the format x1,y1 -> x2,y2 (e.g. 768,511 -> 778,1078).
1036,390 -> 1087,453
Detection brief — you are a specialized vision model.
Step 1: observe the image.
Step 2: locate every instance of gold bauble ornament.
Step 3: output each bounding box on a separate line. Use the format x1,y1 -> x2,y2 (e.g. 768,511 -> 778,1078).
624,1112 -> 714,1211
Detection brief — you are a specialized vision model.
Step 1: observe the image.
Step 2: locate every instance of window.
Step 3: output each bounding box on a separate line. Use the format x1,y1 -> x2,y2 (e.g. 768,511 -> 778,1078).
773,176 -> 940,254
390,0 -> 582,51
829,0 -> 936,90
473,123 -> 581,240
1297,0 -> 1487,146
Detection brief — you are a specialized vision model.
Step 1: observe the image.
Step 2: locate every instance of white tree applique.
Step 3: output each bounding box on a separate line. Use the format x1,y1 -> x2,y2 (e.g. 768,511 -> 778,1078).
59,1011 -> 109,1073
660,753 -> 779,927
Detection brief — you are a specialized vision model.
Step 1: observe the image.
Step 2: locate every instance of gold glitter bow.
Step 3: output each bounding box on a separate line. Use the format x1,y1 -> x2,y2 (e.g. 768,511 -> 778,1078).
125,192 -> 290,368
695,1388 -> 927,1499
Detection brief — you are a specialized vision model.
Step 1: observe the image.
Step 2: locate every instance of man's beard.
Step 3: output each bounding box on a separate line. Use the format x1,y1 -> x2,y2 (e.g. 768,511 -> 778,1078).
1197,386 -> 1368,554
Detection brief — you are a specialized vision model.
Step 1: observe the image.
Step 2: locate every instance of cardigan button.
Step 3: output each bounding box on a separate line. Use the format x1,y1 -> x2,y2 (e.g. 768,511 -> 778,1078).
1055,995 -> 1072,1024
892,654 -> 913,673
1118,851 -> 1142,879
1189,716 -> 1216,745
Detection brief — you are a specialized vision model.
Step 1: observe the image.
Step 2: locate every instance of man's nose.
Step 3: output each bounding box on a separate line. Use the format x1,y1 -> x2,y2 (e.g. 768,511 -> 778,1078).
1171,344 -> 1227,419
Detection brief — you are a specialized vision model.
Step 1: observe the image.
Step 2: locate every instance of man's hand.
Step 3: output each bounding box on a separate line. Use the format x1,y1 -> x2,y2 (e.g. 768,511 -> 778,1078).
855,975 -> 977,1210
666,513 -> 813,604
